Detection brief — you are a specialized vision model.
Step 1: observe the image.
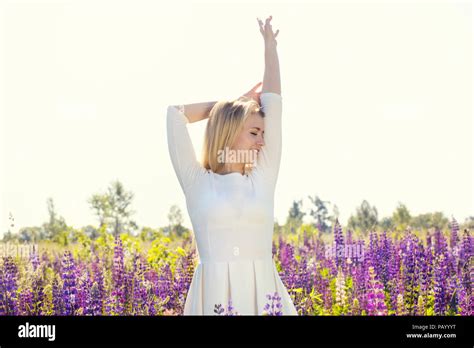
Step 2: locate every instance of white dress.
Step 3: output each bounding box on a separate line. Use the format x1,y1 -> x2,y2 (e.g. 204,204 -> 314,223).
166,92 -> 298,315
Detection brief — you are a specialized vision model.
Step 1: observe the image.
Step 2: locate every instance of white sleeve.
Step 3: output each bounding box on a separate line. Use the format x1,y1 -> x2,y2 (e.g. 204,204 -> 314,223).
166,105 -> 205,195
254,92 -> 282,190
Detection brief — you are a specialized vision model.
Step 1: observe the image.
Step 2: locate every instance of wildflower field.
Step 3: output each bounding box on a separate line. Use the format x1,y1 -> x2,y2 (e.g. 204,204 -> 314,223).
0,219 -> 471,316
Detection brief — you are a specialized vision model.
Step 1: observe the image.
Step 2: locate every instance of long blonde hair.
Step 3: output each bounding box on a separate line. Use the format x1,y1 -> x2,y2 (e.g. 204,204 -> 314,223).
202,97 -> 264,174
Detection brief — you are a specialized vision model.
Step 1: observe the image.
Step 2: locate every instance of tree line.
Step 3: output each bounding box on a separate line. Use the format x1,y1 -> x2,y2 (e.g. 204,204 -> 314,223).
2,180 -> 473,244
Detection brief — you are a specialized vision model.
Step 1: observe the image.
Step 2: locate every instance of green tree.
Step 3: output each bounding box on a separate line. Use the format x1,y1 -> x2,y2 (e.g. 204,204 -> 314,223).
308,195 -> 332,233
463,216 -> 474,230
347,200 -> 378,233
392,202 -> 411,230
379,216 -> 394,231
306,195 -> 340,233
167,205 -> 187,238
88,180 -> 138,237
139,227 -> 162,242
285,199 -> 305,234
3,212 -> 17,242
17,227 -> 42,243
410,212 -> 449,230
2,230 -> 15,242
81,225 -> 100,240
41,197 -> 68,240
273,221 -> 283,235
410,213 -> 433,230
88,194 -> 112,228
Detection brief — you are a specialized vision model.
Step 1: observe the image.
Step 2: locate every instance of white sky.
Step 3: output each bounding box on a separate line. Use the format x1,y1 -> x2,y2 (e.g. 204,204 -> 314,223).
0,0 -> 472,236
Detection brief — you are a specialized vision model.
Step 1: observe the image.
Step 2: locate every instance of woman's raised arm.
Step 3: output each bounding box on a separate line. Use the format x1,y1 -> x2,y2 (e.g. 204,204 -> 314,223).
173,81 -> 266,123
171,101 -> 217,123
258,16 -> 281,95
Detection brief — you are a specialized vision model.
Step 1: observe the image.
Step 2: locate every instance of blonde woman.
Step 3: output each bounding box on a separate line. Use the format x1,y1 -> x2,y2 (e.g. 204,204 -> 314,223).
167,16 -> 297,315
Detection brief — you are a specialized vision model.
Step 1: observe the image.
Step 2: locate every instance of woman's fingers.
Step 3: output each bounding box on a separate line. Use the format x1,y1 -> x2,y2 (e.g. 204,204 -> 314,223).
257,18 -> 265,36
265,16 -> 272,26
258,16 -> 278,42
253,82 -> 263,92
247,82 -> 262,94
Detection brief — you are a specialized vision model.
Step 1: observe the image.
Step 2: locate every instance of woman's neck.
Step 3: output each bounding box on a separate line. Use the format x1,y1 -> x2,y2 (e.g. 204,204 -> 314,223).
220,162 -> 245,175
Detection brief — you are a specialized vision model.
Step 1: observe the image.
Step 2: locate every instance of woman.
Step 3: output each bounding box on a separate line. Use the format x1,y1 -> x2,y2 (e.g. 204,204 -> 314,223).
167,16 -> 297,315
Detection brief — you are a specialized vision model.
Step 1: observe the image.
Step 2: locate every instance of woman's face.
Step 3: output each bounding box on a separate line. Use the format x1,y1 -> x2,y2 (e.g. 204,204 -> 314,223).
231,113 -> 265,159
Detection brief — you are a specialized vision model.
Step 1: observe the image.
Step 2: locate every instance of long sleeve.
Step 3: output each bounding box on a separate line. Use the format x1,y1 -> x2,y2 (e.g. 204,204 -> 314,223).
167,105 -> 205,195
254,92 -> 282,190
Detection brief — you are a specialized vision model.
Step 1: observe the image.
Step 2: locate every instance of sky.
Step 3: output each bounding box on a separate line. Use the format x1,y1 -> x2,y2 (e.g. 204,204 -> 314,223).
0,0 -> 472,237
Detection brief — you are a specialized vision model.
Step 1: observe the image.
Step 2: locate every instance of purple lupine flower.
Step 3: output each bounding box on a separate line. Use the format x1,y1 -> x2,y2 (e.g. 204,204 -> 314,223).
29,272 -> 44,315
123,270 -> 134,313
298,257 -> 311,293
379,230 -> 391,286
226,299 -> 240,316
153,263 -> 173,310
434,228 -> 448,256
279,242 -> 298,290
401,233 -> 418,315
263,292 -> 283,316
173,251 -> 195,314
345,228 -> 353,246
30,246 -> 40,272
2,256 -> 18,315
106,288 -> 125,315
459,230 -> 472,312
368,231 -> 380,279
0,266 -> 4,316
61,251 -> 78,315
434,253 -> 448,315
131,254 -> 148,315
18,289 -> 33,315
113,236 -> 125,288
366,266 -> 387,315
460,229 -> 472,270
303,229 -> 311,249
446,275 -> 459,314
457,281 -> 473,316
424,234 -> 434,292
75,273 -> 88,313
82,272 -> 95,315
352,243 -> 368,311
272,241 -> 277,257
91,257 -> 105,313
279,241 -> 295,270
110,236 -> 127,314
450,217 -> 459,249
52,275 -> 65,315
143,266 -> 159,315
214,299 -> 240,315
388,247 -> 401,313
89,282 -> 103,315
333,219 -> 344,268
417,243 -> 429,296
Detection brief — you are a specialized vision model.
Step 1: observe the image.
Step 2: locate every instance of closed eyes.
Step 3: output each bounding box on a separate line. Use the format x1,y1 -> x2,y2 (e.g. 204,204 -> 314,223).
250,127 -> 264,136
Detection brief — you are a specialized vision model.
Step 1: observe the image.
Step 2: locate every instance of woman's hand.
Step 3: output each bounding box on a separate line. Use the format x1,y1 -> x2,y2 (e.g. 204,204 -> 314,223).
241,82 -> 263,103
257,16 -> 279,46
